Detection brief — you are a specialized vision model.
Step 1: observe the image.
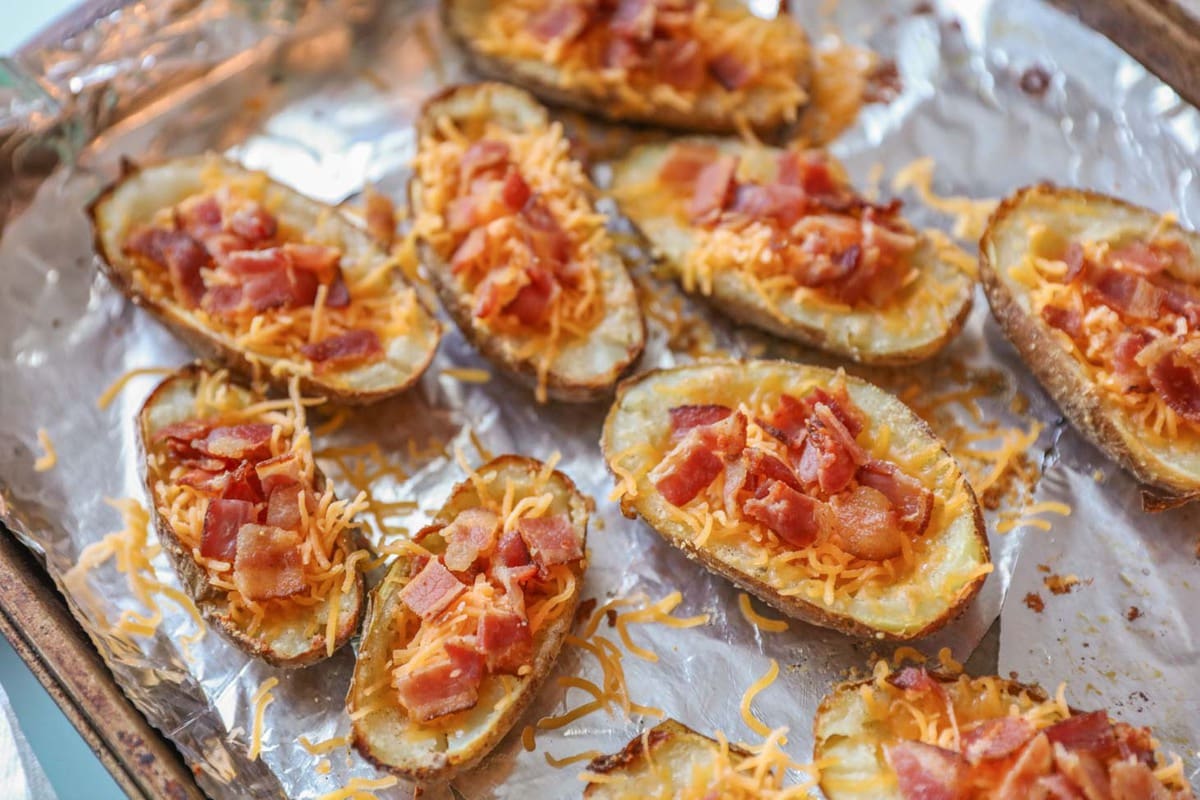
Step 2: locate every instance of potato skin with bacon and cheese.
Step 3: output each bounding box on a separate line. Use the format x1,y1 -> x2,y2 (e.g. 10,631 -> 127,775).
583,720 -> 754,798
981,185 -> 1200,508
91,155 -> 441,405
348,455 -> 589,782
601,360 -> 989,641
610,138 -> 975,365
813,666 -> 1195,800
410,83 -> 645,402
442,0 -> 812,137
138,364 -> 365,667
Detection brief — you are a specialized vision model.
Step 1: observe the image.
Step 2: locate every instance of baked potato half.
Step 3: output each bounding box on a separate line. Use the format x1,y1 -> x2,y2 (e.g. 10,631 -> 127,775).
610,138 -> 975,364
814,664 -> 1195,799
583,719 -> 775,798
442,0 -> 812,136
137,364 -> 365,667
91,155 -> 441,405
981,185 -> 1200,506
601,360 -> 990,640
349,455 -> 590,782
410,82 -> 645,403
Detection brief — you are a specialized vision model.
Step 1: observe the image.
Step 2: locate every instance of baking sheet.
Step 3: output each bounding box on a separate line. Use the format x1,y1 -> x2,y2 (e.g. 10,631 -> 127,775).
0,0 -> 1198,796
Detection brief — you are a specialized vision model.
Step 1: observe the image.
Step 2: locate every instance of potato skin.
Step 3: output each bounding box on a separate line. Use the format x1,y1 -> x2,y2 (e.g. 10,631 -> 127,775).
89,157 -> 441,406
979,184 -> 1200,508
410,83 -> 645,403
137,363 -> 364,667
348,455 -> 589,782
600,360 -> 990,642
440,0 -> 813,138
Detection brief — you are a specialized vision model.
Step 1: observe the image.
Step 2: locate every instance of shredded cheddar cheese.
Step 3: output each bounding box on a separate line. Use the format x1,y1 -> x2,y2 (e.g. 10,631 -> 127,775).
740,659 -> 780,737
441,366 -> 492,384
298,734 -> 350,755
473,0 -> 808,122
737,592 -> 788,633
96,366 -> 175,410
315,776 -> 399,800
248,677 -> 278,760
891,156 -> 997,241
33,428 -> 56,472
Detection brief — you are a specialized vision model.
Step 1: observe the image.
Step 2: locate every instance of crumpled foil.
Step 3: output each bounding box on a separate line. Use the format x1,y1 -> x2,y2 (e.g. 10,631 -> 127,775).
0,678 -> 58,800
0,0 -> 1198,797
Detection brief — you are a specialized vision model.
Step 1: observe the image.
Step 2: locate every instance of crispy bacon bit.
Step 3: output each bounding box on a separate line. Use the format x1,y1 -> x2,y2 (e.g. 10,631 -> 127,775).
743,448 -> 803,493
517,514 -> 584,568
887,667 -> 947,695
442,508 -> 501,573
399,559 -> 466,620
155,419 -> 212,445
300,328 -> 383,368
653,38 -> 705,91
228,203 -> 278,243
505,267 -> 560,326
1041,303 -> 1084,341
452,228 -> 488,273
857,460 -> 934,535
1148,349 -> 1200,423
218,460 -> 265,503
1045,712 -> 1116,757
799,404 -> 865,495
1111,329 -> 1155,392
201,498 -> 258,562
283,243 -> 341,283
255,453 -> 301,495
495,527 -> 534,568
176,195 -> 223,238
743,480 -> 823,549
1111,241 -> 1173,276
659,143 -> 720,189
461,140 -> 511,183
962,717 -> 1037,764
198,424 -> 274,462
1033,774 -> 1089,800
668,404 -> 733,438
232,525 -> 305,601
530,2 -> 590,42
490,563 -> 539,616
688,155 -> 738,225
501,170 -> 533,212
655,444 -> 724,506
1052,744 -> 1112,799
996,733 -> 1053,799
885,741 -> 966,800
1086,267 -> 1166,319
709,51 -> 755,91
265,484 -> 303,530
1063,242 -> 1085,282
730,183 -> 806,228
477,608 -> 533,674
829,485 -> 904,560
1108,758 -> 1173,800
394,638 -> 484,722
125,227 -> 211,307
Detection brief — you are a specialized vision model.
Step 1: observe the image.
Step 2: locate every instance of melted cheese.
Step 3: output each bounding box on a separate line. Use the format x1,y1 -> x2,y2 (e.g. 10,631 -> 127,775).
413,114 -> 607,402
473,0 -> 807,121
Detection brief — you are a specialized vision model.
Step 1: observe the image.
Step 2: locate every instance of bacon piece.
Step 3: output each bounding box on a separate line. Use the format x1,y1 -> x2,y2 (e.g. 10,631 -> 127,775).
461,140 -> 511,183
1052,743 -> 1113,800
232,525 -> 305,601
1149,349 -> 1200,423
744,448 -> 803,492
517,514 -> 583,568
884,741 -> 966,800
399,559 -> 466,620
300,329 -> 383,369
451,228 -> 488,273
654,412 -> 747,505
175,195 -> 223,238
441,508 -> 501,573
155,419 -> 212,445
1045,712 -> 1117,757
1063,242 -> 1085,282
858,460 -> 933,535
495,527 -> 534,568
763,393 -> 811,447
283,243 -> 341,283
709,51 -> 755,90
659,143 -> 721,190
394,637 -> 484,722
829,485 -> 904,560
779,152 -> 840,198
997,733 -> 1054,800
521,200 -> 572,265
962,717 -> 1037,764
195,424 -> 274,462
1041,303 -> 1084,341
1112,723 -> 1156,767
1086,267 -> 1166,319
530,2 -> 591,42
478,607 -> 533,674
201,498 -> 259,562
887,667 -> 946,695
653,39 -> 705,91
688,155 -> 738,225
504,268 -> 560,326
1110,328 -> 1154,392
730,183 -> 807,228
1108,759 -> 1172,800
743,481 -> 824,549
254,453 -> 301,495
1111,240 -> 1172,276
228,203 -> 278,243
1033,775 -> 1088,800
610,0 -> 656,40
218,460 -> 265,504
799,404 -> 865,495
124,227 -> 210,307
809,386 -> 865,437
490,563 -> 539,616
668,404 -> 733,439
364,188 -> 396,249
201,284 -> 244,316
265,484 -> 303,530
501,170 -> 533,212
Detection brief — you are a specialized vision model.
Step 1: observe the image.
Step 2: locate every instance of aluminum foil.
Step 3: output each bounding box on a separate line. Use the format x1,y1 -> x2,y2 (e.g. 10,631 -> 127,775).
0,0 -> 1198,796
